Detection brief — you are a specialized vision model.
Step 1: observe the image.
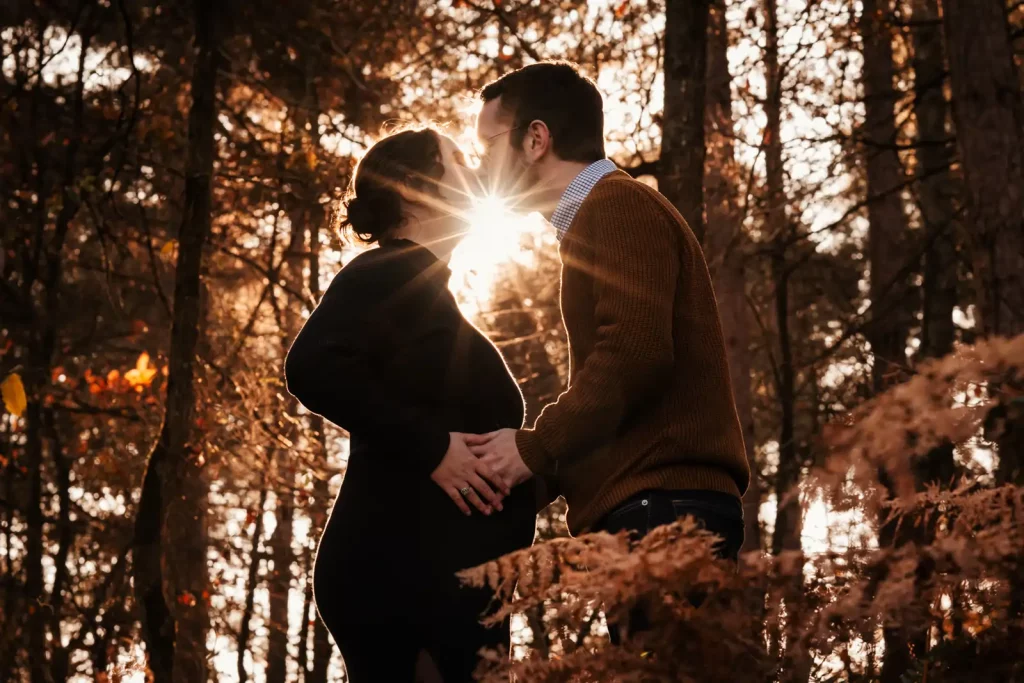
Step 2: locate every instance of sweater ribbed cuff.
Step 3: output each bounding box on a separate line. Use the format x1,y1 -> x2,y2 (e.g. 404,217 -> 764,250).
516,429 -> 555,477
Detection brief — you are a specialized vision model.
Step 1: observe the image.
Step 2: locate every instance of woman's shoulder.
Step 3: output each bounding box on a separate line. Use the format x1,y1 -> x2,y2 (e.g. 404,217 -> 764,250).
331,243 -> 414,288
342,240 -> 440,278
323,241 -> 447,311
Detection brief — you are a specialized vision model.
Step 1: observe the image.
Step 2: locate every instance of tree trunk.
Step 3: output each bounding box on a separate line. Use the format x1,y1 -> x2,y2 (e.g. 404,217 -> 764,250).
306,198 -> 333,683
944,0 -> 1024,647
705,0 -> 760,553
944,0 -> 1024,490
132,2 -> 219,681
23,398 -> 46,683
0,431 -> 13,681
45,408 -> 72,683
911,0 -> 958,492
860,5 -> 924,678
764,1 -> 809,679
266,248 -> 303,683
267,484 -> 294,683
659,0 -> 710,241
237,484 -> 268,683
297,543 -> 315,679
765,0 -> 799,562
914,0 -> 958,366
943,0 -> 1024,343
860,0 -> 913,393
18,14 -> 93,681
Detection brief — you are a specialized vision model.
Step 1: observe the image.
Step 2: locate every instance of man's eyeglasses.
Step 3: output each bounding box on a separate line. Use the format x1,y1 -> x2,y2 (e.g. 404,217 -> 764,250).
483,124 -> 525,144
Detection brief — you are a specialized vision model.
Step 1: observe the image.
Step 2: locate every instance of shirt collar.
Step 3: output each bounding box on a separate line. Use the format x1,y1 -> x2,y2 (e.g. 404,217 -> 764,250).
549,158 -> 618,241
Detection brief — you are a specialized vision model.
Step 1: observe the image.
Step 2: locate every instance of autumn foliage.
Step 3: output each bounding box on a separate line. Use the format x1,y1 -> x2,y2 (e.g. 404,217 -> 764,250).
462,335 -> 1024,682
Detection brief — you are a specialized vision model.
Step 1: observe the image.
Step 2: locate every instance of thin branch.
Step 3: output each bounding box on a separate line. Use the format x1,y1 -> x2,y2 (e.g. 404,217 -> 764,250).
463,0 -> 544,61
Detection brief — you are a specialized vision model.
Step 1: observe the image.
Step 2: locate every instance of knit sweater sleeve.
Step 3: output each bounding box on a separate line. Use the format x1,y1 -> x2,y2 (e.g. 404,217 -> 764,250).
284,251 -> 451,475
516,182 -> 679,475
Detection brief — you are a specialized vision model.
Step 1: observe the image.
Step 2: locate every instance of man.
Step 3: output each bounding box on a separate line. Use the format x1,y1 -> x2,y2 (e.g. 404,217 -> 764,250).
468,61 -> 750,561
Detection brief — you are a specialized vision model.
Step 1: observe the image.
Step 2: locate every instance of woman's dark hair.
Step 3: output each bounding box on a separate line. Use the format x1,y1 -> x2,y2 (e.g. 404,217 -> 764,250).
480,61 -> 605,163
337,127 -> 446,244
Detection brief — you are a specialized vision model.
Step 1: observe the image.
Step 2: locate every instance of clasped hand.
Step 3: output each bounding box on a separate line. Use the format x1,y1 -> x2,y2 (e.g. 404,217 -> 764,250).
430,429 -> 533,515
430,432 -> 510,516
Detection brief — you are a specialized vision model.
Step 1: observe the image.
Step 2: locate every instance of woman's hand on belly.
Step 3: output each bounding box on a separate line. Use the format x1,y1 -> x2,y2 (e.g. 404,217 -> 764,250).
430,432 -> 511,516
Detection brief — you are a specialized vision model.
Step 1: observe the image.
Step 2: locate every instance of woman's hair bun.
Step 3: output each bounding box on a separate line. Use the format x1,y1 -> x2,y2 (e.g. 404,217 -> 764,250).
342,192 -> 403,244
335,127 -> 447,245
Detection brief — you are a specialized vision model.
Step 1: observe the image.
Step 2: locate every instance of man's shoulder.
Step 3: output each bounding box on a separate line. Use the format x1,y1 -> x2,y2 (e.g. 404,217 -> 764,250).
577,171 -> 695,241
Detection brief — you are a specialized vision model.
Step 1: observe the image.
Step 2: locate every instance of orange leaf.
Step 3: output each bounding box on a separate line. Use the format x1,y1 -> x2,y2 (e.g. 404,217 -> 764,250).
1,373 -> 27,417
125,352 -> 157,388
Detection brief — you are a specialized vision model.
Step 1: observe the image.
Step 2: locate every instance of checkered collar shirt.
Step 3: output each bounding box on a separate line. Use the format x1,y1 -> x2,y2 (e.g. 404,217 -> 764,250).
549,158 -> 618,241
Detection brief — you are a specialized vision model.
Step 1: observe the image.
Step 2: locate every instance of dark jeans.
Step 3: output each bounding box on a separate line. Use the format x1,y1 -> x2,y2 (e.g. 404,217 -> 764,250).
594,489 -> 745,644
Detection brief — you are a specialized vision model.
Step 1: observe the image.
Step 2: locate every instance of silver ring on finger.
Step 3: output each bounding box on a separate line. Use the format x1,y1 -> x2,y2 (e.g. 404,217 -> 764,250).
459,486 -> 472,497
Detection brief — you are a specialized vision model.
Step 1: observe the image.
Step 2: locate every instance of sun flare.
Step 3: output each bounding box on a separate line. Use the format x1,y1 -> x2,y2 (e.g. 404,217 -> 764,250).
448,195 -> 539,316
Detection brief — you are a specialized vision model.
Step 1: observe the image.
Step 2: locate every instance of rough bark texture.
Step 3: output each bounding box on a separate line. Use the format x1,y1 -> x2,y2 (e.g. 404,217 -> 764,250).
860,0 -> 913,393
659,0 -> 710,242
132,2 -> 218,680
705,0 -> 760,553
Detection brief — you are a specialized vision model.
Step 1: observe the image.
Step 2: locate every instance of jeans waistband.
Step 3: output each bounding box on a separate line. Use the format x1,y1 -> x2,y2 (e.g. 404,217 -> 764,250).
616,488 -> 743,518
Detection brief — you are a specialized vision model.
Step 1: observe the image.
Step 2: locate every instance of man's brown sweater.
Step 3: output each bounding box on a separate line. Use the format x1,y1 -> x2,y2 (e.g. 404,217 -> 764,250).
516,170 -> 750,535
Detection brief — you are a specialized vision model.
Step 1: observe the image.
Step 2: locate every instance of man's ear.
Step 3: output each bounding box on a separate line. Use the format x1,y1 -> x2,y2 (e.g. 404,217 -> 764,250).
523,119 -> 551,163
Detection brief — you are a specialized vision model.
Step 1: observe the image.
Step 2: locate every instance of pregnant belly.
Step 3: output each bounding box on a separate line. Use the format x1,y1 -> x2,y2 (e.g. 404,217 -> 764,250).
416,481 -> 536,577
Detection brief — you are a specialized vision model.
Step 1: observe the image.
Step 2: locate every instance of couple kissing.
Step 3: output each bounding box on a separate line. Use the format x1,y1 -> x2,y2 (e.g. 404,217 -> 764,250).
284,60 -> 750,682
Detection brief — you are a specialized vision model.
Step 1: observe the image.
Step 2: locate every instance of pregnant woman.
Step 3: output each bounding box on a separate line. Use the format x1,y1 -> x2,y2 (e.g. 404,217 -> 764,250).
285,127 -> 540,681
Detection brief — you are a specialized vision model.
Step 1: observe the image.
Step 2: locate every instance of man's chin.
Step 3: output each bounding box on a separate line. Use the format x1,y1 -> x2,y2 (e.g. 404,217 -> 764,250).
497,177 -> 548,216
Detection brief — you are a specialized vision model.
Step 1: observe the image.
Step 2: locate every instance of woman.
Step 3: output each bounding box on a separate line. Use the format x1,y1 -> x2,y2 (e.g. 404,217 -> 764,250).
284,127 -> 540,681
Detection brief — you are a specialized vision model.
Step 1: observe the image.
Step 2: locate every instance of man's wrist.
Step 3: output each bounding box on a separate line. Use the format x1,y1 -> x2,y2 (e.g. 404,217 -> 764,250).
515,429 -> 555,477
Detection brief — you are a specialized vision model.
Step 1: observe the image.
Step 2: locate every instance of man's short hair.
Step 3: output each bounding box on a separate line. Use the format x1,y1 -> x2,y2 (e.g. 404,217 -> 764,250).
480,61 -> 606,163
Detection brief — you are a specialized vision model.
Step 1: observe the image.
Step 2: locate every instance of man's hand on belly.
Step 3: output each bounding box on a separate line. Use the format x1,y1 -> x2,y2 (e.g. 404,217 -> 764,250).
466,429 -> 533,491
